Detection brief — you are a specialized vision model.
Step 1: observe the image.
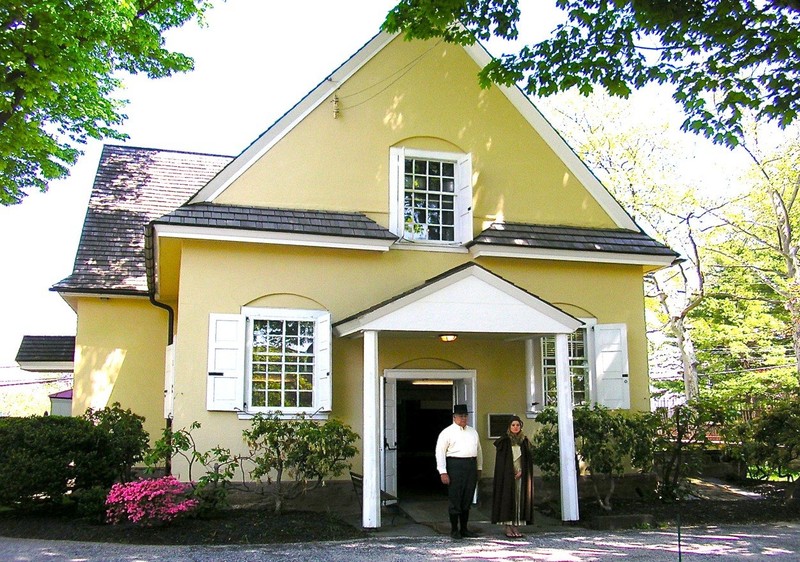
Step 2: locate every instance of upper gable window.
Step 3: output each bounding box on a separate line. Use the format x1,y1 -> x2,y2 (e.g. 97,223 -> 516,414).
404,156 -> 456,242
389,148 -> 473,246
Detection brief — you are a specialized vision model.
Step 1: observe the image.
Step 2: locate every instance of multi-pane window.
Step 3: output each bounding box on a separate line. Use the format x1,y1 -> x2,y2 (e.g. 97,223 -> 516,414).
207,308 -> 330,415
251,318 -> 314,409
541,330 -> 588,407
403,157 -> 456,242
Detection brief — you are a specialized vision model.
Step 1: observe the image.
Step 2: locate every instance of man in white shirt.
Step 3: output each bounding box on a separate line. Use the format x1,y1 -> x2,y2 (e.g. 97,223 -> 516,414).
435,404 -> 483,539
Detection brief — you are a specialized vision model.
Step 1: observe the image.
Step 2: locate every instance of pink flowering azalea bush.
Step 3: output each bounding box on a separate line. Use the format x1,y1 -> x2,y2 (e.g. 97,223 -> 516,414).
106,476 -> 199,526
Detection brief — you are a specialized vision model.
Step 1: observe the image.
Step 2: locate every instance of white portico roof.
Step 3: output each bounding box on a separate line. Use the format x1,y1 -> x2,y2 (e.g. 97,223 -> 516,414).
334,263 -> 583,337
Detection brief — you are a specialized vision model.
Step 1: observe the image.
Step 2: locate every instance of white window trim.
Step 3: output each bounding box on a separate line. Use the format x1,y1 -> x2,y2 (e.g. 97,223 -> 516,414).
206,308 -> 331,419
389,147 -> 473,247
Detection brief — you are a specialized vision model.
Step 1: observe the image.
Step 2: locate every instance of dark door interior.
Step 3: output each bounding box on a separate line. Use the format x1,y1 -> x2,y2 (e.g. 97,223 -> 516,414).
396,380 -> 452,497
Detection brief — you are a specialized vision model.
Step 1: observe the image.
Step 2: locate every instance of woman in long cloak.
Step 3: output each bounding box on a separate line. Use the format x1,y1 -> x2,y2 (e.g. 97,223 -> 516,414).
491,415 -> 534,538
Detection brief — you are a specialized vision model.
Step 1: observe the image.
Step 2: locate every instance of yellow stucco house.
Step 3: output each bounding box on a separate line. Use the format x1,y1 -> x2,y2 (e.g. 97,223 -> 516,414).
53,30 -> 676,527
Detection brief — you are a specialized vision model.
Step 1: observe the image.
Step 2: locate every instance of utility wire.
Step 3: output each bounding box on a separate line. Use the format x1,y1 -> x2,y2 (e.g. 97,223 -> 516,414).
0,376 -> 72,388
339,41 -> 443,111
338,40 -> 441,100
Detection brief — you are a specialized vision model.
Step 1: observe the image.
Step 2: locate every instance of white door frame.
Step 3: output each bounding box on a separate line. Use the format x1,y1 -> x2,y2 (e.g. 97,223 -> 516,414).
382,369 -> 476,498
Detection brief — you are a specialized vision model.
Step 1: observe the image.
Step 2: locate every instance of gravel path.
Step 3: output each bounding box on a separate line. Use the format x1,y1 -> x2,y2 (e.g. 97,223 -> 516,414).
2,522 -> 799,561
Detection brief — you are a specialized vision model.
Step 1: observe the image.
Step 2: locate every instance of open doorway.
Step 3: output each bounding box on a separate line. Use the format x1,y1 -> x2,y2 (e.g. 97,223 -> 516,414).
383,369 -> 476,500
396,380 -> 452,497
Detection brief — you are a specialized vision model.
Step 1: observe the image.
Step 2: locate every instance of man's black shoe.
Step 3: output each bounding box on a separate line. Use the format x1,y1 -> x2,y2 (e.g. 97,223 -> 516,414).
460,528 -> 478,538
450,530 -> 462,540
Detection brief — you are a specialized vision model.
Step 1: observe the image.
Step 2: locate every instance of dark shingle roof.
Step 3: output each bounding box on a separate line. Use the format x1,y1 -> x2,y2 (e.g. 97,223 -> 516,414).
152,203 -> 397,240
469,222 -> 678,259
53,145 -> 396,297
51,145 -> 232,294
15,336 -> 76,364
145,204 -> 396,293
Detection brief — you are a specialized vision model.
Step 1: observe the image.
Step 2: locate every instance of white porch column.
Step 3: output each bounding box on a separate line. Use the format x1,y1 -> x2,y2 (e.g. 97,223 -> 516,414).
524,338 -> 536,415
555,332 -> 580,521
362,330 -> 381,528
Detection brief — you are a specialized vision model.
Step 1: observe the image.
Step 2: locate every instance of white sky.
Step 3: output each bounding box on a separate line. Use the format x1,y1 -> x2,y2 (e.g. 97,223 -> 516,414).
0,1 -> 747,385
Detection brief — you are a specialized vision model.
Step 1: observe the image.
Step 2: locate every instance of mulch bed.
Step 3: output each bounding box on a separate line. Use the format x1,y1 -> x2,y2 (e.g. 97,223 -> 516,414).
577,496 -> 800,527
0,507 -> 365,545
574,481 -> 800,527
1,481 -> 798,544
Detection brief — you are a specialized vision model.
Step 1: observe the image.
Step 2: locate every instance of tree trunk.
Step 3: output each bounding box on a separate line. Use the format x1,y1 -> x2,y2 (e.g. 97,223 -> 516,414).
736,148 -> 800,380
767,176 -> 799,378
591,473 -> 615,512
787,281 -> 800,381
675,316 -> 700,400
274,466 -> 283,514
652,273 -> 701,401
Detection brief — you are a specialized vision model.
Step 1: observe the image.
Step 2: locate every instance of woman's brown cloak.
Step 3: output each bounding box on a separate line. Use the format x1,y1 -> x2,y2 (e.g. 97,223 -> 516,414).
491,434 -> 534,524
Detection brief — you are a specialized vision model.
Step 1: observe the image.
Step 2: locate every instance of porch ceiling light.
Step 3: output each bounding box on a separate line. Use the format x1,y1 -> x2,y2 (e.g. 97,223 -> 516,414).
439,334 -> 458,342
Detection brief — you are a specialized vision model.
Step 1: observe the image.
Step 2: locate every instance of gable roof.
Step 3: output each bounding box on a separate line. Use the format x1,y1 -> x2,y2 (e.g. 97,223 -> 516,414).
334,262 -> 583,337
51,145 -> 233,296
15,335 -> 76,372
469,223 -> 678,266
187,31 -> 638,231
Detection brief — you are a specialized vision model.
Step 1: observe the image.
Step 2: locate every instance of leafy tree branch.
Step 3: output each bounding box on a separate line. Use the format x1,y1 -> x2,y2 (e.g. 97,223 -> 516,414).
0,0 -> 212,205
383,0 -> 800,150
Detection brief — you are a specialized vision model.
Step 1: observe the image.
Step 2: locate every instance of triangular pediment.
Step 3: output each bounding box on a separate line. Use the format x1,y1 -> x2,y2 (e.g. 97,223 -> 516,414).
334,263 -> 582,337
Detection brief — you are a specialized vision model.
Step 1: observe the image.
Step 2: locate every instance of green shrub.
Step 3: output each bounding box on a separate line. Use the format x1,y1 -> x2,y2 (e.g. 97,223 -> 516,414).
741,397 -> 800,480
80,403 -> 149,485
244,413 -> 359,514
0,404 -> 149,509
288,418 -> 359,483
653,399 -> 725,500
73,485 -> 110,522
0,415 -> 95,508
145,422 -> 241,515
531,405 -> 656,511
